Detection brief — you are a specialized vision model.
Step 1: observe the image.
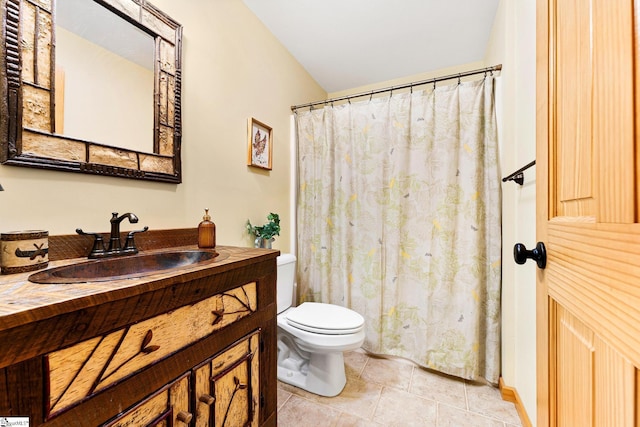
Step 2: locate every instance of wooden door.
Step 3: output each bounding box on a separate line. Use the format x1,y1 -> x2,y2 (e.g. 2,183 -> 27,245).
536,0 -> 640,425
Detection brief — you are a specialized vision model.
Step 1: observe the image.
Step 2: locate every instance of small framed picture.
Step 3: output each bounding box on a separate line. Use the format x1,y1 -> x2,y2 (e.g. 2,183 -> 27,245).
247,117 -> 273,170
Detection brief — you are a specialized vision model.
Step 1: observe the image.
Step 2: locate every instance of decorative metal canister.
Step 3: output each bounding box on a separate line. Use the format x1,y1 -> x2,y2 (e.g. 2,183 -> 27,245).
0,230 -> 49,274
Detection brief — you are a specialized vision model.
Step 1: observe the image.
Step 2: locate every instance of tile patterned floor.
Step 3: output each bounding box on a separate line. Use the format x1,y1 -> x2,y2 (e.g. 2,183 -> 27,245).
277,350 -> 523,427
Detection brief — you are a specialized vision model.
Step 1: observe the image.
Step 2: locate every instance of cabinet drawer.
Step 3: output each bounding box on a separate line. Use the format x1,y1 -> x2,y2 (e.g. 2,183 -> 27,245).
46,282 -> 257,418
103,372 -> 191,427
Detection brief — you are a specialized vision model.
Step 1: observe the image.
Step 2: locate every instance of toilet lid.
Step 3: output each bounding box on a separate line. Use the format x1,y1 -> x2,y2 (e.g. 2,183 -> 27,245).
286,302 -> 364,335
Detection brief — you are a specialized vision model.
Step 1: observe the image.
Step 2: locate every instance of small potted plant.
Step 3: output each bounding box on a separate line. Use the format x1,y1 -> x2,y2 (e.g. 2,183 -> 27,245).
246,212 -> 280,249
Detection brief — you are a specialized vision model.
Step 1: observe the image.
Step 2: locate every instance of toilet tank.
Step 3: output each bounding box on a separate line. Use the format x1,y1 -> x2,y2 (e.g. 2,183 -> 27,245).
276,254 -> 296,314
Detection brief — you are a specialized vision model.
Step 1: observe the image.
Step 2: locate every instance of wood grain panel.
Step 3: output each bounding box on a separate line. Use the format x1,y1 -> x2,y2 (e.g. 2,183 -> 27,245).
194,359 -> 212,427
21,129 -> 85,160
22,85 -> 52,132
555,0 -> 594,209
103,373 -> 189,427
593,335 -> 635,425
545,223 -> 640,366
592,0 -> 635,222
540,0 -> 640,412
43,310 -> 274,427
195,333 -> 260,427
34,4 -> 52,89
170,373 -> 190,426
0,357 -> 44,419
47,283 -> 257,416
19,0 -> 37,85
555,304 -> 594,426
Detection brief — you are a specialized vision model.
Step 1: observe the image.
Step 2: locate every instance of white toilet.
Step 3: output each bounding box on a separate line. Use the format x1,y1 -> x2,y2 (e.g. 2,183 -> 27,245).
276,254 -> 365,397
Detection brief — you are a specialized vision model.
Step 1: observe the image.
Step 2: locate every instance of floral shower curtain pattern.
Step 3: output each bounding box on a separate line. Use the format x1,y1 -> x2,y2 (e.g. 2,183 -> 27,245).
294,77 -> 501,383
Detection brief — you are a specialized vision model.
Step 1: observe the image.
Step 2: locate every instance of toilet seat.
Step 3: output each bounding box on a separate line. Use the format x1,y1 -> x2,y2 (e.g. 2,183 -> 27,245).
285,302 -> 364,335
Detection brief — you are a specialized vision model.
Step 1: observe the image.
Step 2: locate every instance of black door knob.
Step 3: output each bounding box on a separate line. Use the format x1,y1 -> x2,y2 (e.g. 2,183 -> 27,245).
513,242 -> 547,269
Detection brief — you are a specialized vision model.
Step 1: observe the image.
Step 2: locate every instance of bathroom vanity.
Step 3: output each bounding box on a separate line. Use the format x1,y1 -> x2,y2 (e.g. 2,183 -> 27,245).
0,229 -> 278,426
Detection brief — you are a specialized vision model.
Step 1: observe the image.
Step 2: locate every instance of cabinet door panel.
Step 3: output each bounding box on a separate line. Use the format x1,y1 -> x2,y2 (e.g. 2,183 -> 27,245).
195,331 -> 260,427
102,372 -> 190,427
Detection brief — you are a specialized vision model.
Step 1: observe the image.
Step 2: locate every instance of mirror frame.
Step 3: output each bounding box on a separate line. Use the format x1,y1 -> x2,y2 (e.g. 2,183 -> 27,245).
0,0 -> 183,183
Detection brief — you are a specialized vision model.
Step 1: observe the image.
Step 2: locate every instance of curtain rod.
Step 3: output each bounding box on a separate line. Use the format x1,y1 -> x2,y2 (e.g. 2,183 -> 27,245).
291,64 -> 502,112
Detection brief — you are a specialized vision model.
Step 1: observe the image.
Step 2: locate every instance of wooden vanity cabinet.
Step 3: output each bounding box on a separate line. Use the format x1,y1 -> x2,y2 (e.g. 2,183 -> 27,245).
0,246 -> 278,427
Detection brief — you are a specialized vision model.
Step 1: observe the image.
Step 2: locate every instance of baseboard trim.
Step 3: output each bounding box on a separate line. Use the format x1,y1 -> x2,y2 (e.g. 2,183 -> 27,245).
499,377 -> 532,427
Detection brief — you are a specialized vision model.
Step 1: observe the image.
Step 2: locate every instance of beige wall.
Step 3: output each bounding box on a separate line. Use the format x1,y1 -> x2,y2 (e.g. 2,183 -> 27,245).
486,0 -> 537,424
0,0 -> 325,254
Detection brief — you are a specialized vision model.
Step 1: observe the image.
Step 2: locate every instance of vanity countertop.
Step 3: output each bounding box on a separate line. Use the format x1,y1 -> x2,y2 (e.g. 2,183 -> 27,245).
0,245 -> 278,333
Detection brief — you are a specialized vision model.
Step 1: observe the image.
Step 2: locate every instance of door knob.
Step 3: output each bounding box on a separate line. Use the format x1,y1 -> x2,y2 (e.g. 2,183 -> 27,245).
513,242 -> 547,269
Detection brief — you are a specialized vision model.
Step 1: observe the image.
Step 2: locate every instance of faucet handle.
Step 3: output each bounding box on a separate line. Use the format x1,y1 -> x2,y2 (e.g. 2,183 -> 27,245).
122,226 -> 149,254
76,228 -> 106,258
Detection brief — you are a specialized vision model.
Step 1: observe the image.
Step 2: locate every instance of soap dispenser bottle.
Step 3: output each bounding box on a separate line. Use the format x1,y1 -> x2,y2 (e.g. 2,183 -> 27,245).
198,209 -> 216,248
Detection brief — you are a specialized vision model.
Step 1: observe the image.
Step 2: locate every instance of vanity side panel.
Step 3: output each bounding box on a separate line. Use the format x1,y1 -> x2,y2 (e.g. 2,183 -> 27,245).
0,357 -> 44,423
255,260 -> 278,426
0,368 -> 7,413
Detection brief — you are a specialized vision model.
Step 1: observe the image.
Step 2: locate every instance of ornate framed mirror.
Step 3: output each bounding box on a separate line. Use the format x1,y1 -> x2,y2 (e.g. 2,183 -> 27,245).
0,0 -> 183,183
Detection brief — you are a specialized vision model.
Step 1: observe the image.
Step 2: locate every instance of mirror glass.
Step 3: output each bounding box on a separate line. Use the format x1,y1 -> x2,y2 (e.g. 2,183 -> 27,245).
56,0 -> 155,153
1,0 -> 183,183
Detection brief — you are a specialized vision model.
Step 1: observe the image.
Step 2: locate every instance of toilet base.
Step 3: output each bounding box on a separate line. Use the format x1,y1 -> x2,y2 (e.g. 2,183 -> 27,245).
277,336 -> 347,397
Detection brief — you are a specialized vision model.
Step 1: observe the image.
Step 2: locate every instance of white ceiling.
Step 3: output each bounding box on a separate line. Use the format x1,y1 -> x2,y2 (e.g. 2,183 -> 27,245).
243,0 -> 500,93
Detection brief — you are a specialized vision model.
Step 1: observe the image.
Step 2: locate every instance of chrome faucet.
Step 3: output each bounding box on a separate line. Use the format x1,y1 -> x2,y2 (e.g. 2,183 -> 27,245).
77,212 -> 148,258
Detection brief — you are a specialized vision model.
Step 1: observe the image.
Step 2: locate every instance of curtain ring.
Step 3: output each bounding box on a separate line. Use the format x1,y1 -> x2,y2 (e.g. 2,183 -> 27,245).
457,74 -> 461,85
432,79 -> 436,90
348,98 -> 351,104
410,85 -> 413,94
369,91 -> 373,101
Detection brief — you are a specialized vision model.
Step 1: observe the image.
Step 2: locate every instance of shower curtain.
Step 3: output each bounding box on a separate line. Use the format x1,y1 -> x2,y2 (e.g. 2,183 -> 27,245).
294,77 -> 501,383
